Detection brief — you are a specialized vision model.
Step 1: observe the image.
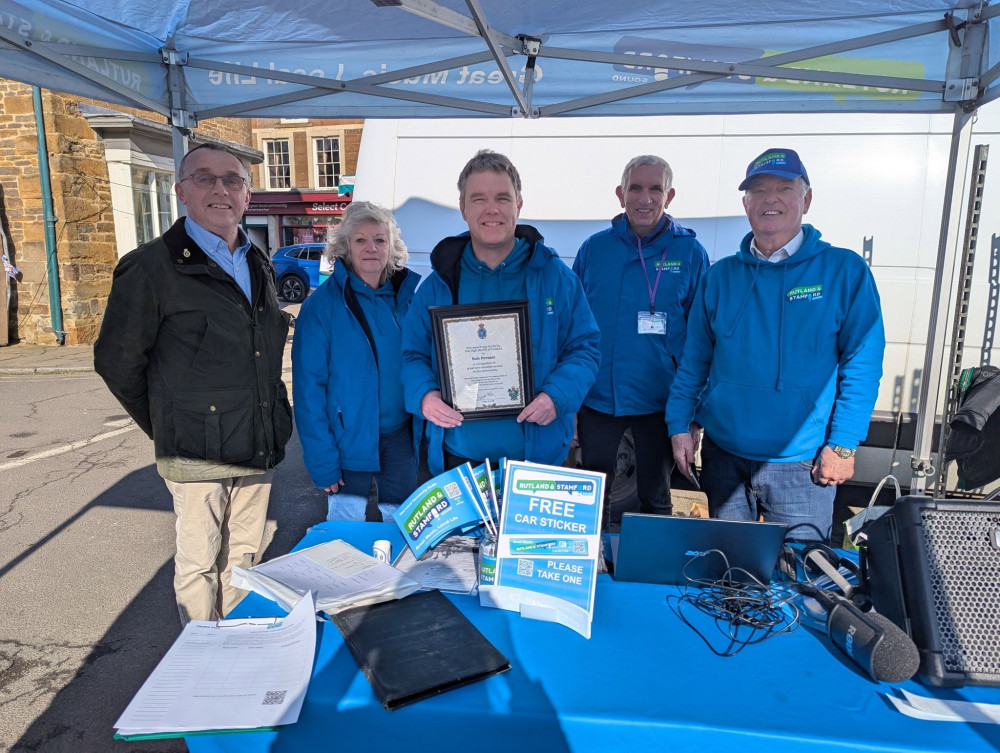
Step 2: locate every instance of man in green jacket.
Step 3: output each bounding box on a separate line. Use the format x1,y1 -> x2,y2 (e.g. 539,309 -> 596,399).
95,144 -> 292,623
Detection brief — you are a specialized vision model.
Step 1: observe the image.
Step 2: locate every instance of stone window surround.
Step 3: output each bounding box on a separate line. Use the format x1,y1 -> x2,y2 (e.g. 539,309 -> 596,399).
81,104 -> 261,258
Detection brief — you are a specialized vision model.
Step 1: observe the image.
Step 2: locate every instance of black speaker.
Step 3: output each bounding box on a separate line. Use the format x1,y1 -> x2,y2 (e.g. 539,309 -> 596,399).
864,495 -> 1000,687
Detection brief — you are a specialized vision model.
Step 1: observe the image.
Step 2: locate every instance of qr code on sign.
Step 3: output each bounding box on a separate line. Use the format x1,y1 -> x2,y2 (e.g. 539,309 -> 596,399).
573,540 -> 586,554
263,690 -> 286,706
517,559 -> 534,577
444,481 -> 460,498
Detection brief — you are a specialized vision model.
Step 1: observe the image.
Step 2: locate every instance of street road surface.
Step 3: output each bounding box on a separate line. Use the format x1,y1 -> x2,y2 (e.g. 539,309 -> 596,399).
0,371 -> 325,752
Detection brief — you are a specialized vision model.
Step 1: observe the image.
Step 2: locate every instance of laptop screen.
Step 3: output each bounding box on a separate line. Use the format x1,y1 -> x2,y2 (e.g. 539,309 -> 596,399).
611,514 -> 788,586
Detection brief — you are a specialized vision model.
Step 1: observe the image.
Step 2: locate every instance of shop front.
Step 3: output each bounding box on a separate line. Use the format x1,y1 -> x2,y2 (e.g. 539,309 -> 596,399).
244,190 -> 352,254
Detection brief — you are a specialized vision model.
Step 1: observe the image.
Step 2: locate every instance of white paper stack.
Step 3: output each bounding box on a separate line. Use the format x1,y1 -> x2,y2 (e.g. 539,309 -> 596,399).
231,538 -> 421,614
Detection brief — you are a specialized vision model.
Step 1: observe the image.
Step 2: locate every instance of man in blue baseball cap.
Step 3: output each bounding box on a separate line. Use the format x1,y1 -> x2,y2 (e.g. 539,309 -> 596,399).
666,148 -> 885,543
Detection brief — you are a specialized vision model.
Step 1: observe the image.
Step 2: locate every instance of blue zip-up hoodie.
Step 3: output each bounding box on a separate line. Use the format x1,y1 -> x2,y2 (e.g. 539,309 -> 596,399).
292,261 -> 421,488
574,213 -> 709,415
402,225 -> 600,475
666,225 -> 885,462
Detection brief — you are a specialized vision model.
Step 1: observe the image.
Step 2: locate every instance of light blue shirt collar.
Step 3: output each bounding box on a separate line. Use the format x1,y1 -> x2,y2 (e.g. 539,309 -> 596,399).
184,217 -> 253,301
750,227 -> 805,263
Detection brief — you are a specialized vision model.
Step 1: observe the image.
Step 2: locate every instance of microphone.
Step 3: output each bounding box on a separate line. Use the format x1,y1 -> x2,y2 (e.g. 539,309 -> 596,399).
807,588 -> 920,684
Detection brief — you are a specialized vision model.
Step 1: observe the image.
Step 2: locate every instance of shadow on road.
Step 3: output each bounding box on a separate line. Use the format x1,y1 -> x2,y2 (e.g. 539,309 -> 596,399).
12,434 -> 326,753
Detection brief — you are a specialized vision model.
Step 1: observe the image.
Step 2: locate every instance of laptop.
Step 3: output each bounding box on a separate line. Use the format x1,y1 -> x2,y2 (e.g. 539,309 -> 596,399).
609,514 -> 788,586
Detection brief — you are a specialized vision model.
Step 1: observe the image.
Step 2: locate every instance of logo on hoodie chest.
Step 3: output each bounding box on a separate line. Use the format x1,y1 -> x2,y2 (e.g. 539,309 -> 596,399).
786,284 -> 823,302
545,296 -> 555,315
654,260 -> 682,273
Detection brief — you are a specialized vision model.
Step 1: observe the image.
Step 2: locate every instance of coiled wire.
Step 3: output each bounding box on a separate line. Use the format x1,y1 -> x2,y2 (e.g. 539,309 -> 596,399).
667,549 -> 801,657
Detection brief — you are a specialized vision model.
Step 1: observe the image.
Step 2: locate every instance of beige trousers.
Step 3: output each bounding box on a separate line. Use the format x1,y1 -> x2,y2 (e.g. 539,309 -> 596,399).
164,470 -> 274,624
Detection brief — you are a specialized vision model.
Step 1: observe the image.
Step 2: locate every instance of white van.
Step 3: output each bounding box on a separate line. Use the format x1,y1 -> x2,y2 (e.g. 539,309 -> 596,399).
354,111 -> 1000,492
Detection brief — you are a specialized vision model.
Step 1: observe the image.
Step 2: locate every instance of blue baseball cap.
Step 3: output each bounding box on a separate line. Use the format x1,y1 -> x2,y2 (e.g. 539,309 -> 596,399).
738,148 -> 810,191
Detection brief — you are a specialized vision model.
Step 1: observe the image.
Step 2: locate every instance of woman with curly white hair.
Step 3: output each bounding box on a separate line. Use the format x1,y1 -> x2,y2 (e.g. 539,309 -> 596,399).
292,201 -> 422,521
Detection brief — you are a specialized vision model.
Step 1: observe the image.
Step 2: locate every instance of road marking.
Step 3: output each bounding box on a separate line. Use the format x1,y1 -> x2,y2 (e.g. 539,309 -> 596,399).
0,425 -> 137,472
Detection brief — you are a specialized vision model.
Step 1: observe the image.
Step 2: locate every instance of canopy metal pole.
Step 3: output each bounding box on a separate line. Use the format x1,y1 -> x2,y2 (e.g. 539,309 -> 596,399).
172,127 -> 188,218
164,45 -> 192,218
909,107 -> 975,493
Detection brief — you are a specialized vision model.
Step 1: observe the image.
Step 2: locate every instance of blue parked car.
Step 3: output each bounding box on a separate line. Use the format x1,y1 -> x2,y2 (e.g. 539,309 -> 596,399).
271,243 -> 324,303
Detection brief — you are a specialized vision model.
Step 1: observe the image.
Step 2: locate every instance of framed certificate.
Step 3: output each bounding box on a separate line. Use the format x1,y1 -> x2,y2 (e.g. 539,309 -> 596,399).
430,301 -> 534,419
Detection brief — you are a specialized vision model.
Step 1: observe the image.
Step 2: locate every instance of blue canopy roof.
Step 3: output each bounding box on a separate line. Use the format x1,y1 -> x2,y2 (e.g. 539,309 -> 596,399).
0,1 -> 997,125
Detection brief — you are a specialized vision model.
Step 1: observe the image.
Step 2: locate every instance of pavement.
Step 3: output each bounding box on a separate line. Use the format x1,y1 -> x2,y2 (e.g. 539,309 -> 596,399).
0,342 -> 96,374
0,340 -> 294,384
0,300 -> 299,381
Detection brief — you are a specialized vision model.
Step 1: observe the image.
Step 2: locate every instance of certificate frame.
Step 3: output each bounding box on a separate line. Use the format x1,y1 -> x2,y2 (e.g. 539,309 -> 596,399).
430,300 -> 534,420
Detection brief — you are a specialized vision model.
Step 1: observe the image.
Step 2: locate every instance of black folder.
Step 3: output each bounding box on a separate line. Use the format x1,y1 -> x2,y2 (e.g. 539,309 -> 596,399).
331,589 -> 511,710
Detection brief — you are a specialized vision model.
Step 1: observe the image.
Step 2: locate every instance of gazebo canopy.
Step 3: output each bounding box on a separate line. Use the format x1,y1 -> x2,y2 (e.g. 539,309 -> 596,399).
0,1 -> 996,124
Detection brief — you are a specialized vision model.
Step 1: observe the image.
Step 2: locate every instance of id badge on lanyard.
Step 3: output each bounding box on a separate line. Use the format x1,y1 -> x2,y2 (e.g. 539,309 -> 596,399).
638,240 -> 669,335
637,310 -> 667,335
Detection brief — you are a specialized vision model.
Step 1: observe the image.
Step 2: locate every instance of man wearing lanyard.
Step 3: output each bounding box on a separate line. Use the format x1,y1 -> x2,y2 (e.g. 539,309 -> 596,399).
573,155 -> 709,530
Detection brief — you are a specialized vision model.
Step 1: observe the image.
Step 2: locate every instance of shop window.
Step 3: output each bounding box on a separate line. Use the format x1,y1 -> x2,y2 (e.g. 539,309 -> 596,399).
131,167 -> 176,245
265,139 -> 291,189
314,137 -> 341,189
280,215 -> 343,246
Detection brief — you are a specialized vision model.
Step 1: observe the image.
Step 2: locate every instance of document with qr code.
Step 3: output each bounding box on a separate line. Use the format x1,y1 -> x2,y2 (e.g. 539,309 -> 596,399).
479,461 -> 605,638
113,592 -> 316,739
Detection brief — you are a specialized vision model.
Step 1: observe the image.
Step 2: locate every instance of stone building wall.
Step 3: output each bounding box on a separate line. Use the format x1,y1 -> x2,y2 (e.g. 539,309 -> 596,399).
0,79 -> 253,345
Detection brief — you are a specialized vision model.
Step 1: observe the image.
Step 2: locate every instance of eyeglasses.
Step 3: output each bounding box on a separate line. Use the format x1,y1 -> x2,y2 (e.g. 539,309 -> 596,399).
181,173 -> 248,192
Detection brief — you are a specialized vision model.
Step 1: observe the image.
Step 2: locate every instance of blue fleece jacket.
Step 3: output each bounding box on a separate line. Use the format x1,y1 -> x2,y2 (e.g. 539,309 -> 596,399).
292,261 -> 421,488
574,213 -> 709,415
402,225 -> 600,475
665,225 -> 885,462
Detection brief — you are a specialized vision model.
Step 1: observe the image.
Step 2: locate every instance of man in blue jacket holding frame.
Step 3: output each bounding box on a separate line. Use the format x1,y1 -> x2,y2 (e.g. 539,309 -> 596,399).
667,148 -> 885,543
402,150 -> 600,476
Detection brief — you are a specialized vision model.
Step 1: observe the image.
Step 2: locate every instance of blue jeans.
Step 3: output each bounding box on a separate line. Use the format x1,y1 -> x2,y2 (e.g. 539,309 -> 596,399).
326,423 -> 417,522
700,435 -> 834,544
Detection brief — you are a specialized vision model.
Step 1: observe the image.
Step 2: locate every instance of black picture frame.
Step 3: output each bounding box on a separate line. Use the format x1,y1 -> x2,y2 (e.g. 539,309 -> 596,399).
430,300 -> 534,420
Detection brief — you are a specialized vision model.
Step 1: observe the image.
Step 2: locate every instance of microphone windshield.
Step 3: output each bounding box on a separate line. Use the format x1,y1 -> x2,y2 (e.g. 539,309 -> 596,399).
867,611 -> 920,684
799,584 -> 921,683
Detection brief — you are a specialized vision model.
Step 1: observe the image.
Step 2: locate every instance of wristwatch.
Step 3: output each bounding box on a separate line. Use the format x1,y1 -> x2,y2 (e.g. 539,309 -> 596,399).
827,444 -> 856,459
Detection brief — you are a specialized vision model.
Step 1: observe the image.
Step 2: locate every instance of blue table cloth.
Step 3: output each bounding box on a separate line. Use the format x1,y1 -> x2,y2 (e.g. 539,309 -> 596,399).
187,521 -> 1000,752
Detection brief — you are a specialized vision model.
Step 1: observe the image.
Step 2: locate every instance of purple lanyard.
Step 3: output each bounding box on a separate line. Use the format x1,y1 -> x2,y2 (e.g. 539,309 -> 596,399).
637,237 -> 669,314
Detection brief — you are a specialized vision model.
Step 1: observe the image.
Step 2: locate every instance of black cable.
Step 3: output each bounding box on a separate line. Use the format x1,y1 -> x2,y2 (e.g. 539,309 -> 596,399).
666,549 -> 801,657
